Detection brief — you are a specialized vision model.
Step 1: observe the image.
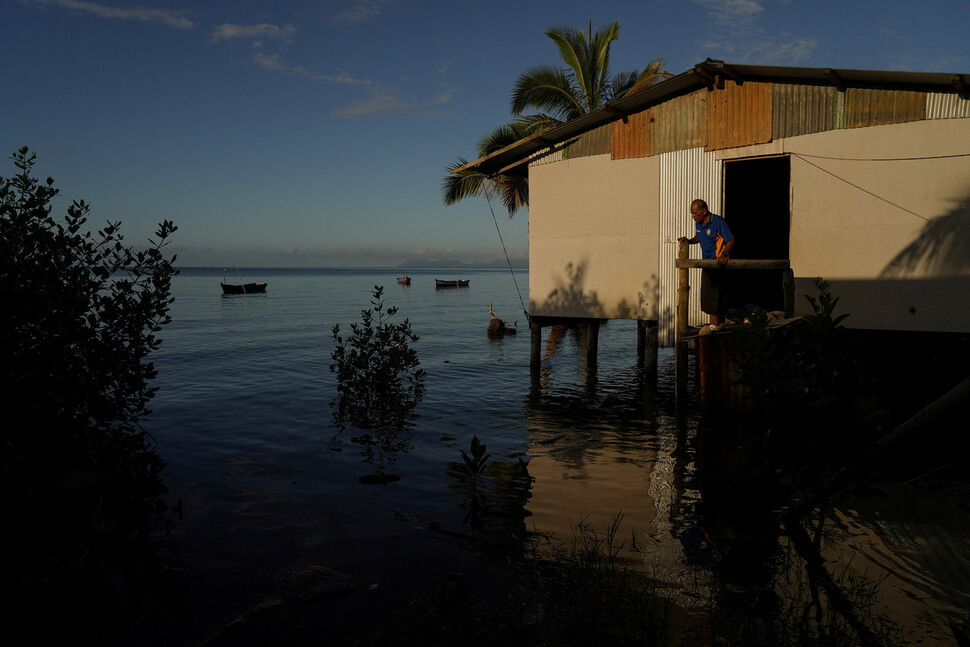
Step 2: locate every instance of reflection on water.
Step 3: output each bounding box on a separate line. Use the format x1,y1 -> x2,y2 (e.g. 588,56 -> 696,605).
517,321 -> 968,644
143,269 -> 969,645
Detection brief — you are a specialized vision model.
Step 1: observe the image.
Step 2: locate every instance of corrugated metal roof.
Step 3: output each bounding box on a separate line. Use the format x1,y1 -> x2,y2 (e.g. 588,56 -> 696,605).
453,59 -> 969,177
843,88 -> 926,128
653,91 -> 708,155
705,81 -> 773,151
773,84 -> 838,138
611,109 -> 654,159
564,124 -> 611,158
926,92 -> 970,119
612,91 -> 708,160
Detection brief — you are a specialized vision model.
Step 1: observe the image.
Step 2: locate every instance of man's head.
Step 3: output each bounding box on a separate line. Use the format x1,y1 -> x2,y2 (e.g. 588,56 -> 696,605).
690,199 -> 709,224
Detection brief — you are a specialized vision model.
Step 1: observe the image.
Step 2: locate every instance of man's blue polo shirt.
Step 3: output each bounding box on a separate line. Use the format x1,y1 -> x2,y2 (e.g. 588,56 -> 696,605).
695,214 -> 734,260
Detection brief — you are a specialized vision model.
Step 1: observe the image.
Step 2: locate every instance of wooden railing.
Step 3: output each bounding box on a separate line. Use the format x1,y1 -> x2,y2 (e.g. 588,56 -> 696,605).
675,240 -> 793,341
674,240 -> 793,394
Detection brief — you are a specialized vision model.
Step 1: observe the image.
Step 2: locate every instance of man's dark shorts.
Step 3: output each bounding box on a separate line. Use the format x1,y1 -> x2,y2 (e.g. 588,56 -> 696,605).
701,268 -> 728,315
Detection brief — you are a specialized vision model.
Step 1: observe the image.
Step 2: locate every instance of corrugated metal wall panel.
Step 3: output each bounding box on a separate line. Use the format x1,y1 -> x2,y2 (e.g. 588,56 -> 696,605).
528,145 -> 566,167
611,108 -> 655,160
566,124 -> 612,158
926,92 -> 970,119
844,88 -> 926,127
773,84 -> 837,138
706,81 -> 773,151
652,91 -> 708,154
658,147 -> 722,346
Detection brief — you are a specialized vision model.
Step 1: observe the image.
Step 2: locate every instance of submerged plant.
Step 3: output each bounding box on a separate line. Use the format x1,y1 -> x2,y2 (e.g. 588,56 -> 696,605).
330,285 -> 425,431
459,435 -> 491,481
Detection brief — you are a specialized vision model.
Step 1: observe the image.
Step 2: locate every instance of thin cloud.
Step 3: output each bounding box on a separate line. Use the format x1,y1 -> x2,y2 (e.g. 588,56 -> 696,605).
252,52 -> 290,72
331,88 -> 454,119
695,0 -> 819,65
212,23 -> 296,43
437,57 -> 455,76
334,0 -> 389,23
746,37 -> 818,64
332,90 -> 417,118
26,0 -> 195,29
694,0 -> 764,30
252,53 -> 371,85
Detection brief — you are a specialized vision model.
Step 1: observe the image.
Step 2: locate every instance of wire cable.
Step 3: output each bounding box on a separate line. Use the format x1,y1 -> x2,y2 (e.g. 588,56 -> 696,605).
789,151 -> 970,162
483,187 -> 530,323
790,153 -> 931,222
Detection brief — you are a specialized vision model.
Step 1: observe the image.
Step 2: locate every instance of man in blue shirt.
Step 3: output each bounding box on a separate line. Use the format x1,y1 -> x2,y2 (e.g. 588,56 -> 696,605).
678,199 -> 735,325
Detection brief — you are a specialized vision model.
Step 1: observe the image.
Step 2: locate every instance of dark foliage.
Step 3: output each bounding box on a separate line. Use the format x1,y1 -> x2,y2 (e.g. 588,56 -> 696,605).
734,279 -> 889,508
330,285 -> 426,433
1,147 -> 177,643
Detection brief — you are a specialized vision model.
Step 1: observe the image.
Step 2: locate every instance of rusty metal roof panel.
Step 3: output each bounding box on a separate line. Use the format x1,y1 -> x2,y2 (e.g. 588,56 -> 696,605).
773,84 -> 838,138
611,108 -> 655,160
453,60 -> 968,177
611,91 -> 708,160
565,124 -> 612,158
926,92 -> 970,119
844,88 -> 926,128
706,81 -> 773,151
652,91 -> 708,154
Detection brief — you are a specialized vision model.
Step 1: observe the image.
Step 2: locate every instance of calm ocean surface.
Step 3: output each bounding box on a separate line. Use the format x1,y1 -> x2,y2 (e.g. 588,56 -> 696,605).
145,267 -> 969,644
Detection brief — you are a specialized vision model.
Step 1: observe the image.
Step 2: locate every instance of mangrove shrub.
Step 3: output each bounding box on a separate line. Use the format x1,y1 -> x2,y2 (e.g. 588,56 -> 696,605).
330,285 -> 426,430
1,147 -> 178,640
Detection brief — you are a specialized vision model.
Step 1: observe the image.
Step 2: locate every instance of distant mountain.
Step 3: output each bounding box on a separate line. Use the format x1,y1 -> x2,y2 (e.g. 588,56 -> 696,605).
395,257 -> 528,269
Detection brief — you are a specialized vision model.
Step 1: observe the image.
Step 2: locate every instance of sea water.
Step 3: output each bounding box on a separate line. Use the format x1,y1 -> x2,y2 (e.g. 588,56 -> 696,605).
145,266 -> 969,644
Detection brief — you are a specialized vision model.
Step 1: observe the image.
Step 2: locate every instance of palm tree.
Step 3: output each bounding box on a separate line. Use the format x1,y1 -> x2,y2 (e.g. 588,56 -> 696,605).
441,118 -> 542,217
444,20 -> 671,217
511,21 -> 670,123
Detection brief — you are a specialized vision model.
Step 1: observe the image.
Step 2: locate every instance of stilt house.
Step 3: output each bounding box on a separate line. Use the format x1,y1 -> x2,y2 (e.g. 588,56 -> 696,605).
458,59 -> 970,347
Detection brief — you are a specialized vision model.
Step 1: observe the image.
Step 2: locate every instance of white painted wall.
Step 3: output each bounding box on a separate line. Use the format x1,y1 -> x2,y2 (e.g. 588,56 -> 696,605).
783,118 -> 970,332
529,154 -> 661,320
527,117 -> 970,336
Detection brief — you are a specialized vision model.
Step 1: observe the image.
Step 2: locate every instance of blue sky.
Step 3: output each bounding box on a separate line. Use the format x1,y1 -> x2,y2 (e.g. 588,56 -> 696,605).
4,0 -> 968,267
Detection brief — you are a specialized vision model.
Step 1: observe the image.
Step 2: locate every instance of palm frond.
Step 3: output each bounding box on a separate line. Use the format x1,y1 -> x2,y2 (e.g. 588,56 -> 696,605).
441,157 -> 487,206
589,21 -> 621,110
511,65 -> 581,120
625,58 -> 674,97
606,71 -> 640,103
442,155 -> 528,218
545,25 -> 587,103
495,175 -> 529,217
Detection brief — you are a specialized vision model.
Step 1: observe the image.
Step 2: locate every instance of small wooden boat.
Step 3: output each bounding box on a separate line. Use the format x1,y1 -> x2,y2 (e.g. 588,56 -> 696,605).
221,282 -> 268,295
221,268 -> 267,294
397,276 -> 411,285
435,279 -> 469,288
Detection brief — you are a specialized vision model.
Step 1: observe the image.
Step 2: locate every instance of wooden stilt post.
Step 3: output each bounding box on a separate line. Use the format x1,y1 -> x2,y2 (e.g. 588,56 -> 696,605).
530,320 -> 542,373
585,319 -> 599,368
645,319 -> 658,375
637,320 -> 645,364
676,241 -> 690,398
783,268 -> 795,318
638,319 -> 658,375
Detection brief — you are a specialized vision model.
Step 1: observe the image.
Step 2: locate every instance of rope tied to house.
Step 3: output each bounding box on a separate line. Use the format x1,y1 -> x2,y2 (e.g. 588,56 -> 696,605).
483,186 -> 530,325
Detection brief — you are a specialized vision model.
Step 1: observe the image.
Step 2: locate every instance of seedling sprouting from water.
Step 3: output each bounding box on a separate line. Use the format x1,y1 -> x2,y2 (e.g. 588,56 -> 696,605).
459,435 -> 490,481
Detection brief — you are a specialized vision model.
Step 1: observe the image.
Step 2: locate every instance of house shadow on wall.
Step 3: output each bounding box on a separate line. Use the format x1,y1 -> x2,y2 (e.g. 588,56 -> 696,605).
530,259 -> 660,322
528,259 -> 666,399
531,259 -> 607,319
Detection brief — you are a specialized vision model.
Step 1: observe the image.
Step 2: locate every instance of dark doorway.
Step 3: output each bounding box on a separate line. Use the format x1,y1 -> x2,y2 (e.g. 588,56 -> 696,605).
722,156 -> 791,312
